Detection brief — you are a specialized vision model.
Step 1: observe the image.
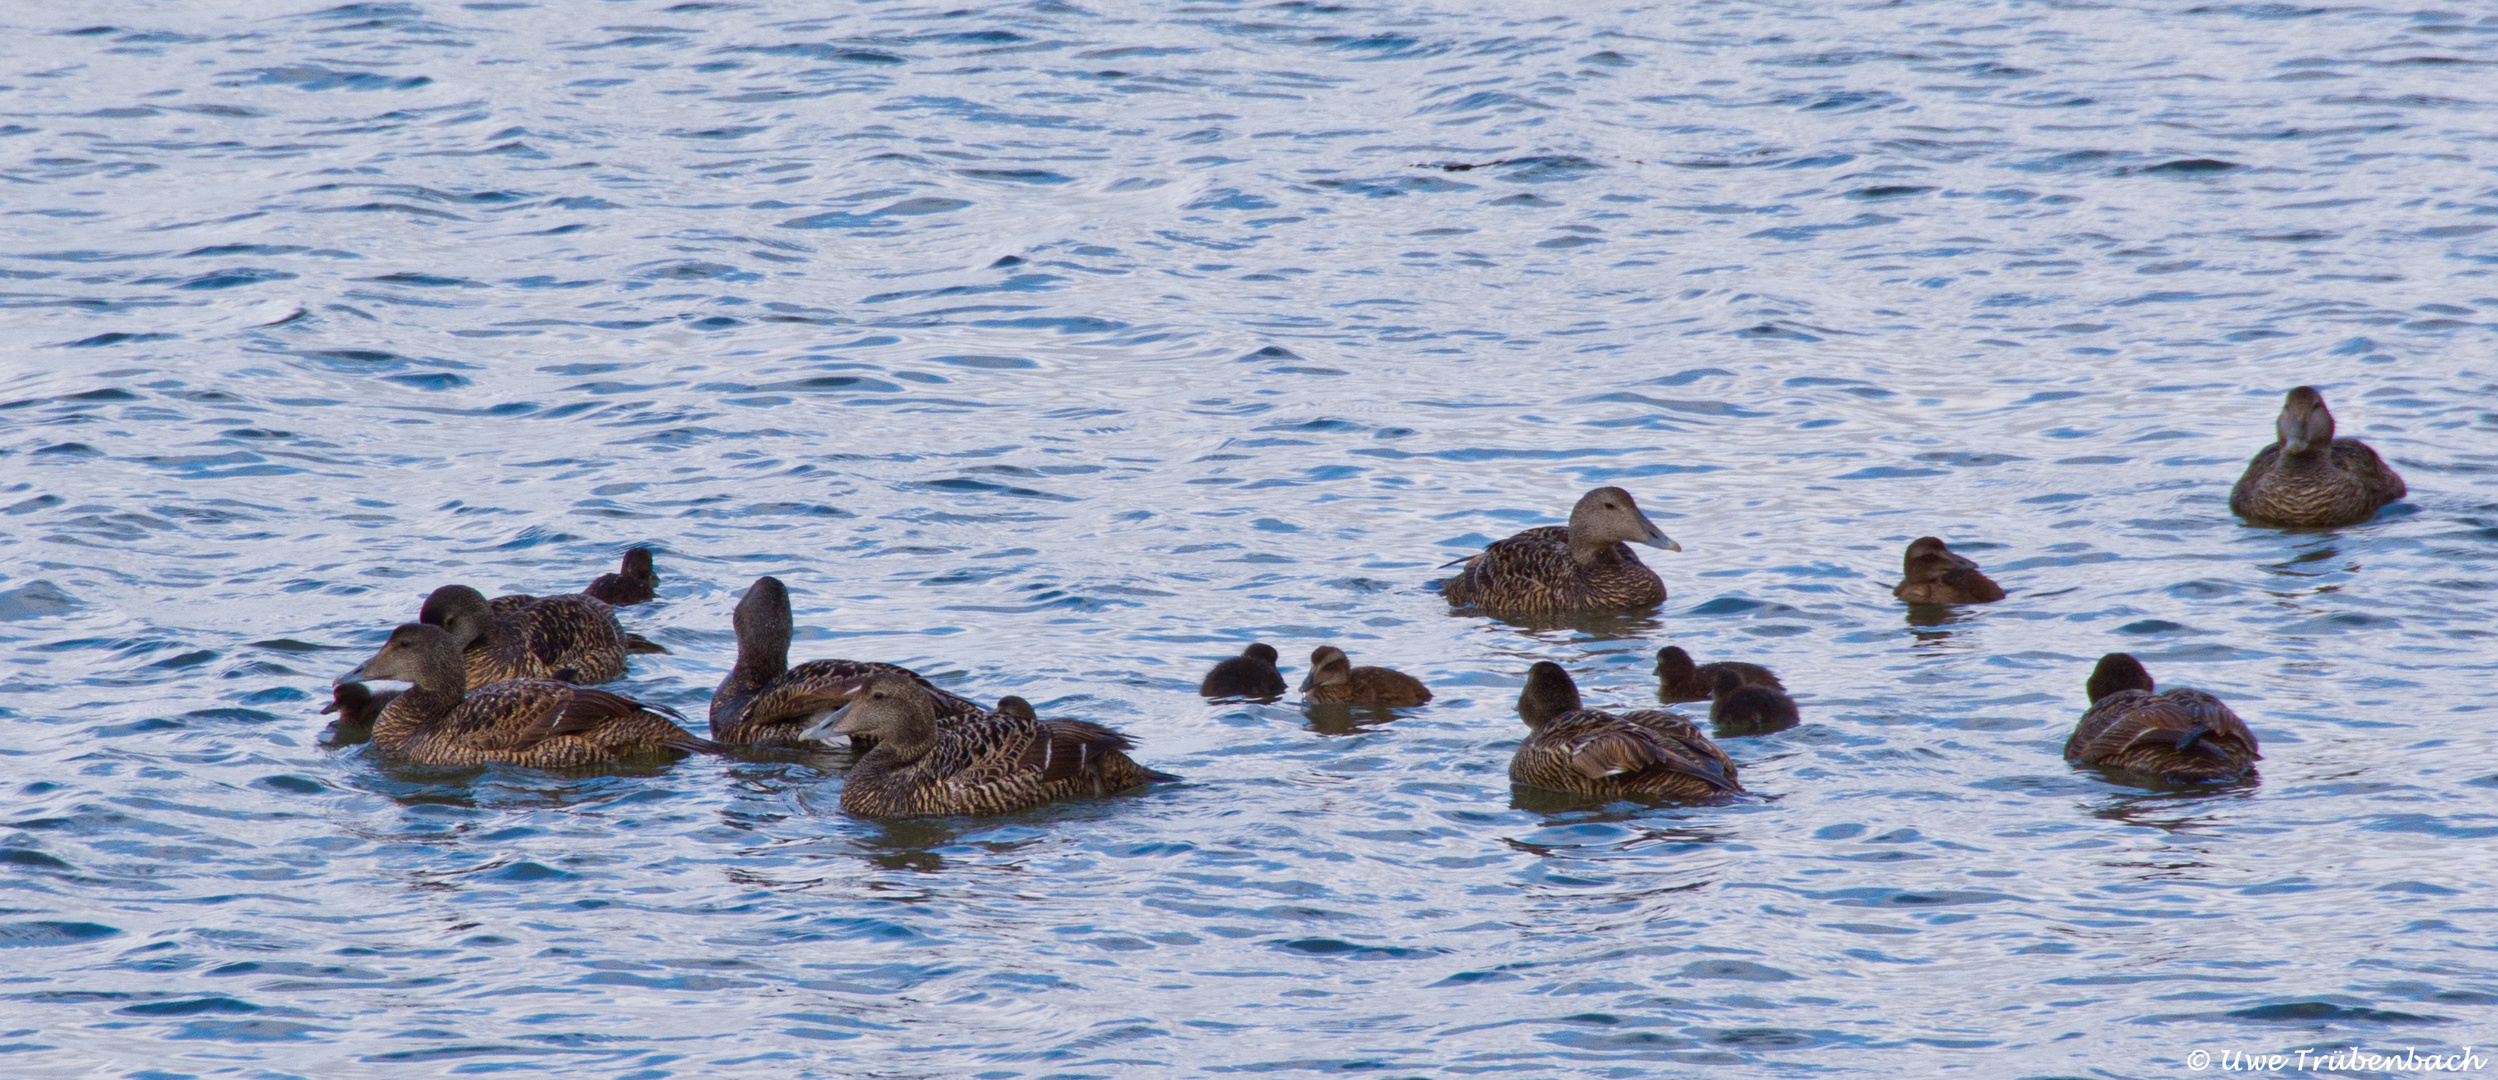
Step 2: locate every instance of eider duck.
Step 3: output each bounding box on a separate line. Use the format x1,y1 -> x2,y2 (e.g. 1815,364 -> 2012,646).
1300,645 -> 1432,707
1654,645 -> 1782,704
1892,537 -> 2005,605
1440,486 -> 1680,614
321,681 -> 399,733
2064,653 -> 2260,783
1509,662 -> 1741,801
337,622 -> 718,767
708,575 -> 984,749
1708,668 -> 1799,734
804,673 -> 1176,818
420,584 -> 629,685
2229,386 -> 2406,528
485,547 -> 662,613
1198,643 -> 1288,701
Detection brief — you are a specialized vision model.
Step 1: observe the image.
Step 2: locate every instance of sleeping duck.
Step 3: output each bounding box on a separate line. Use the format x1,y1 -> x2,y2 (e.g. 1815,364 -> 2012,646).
1653,645 -> 1782,704
1301,645 -> 1432,707
487,547 -> 662,614
804,673 -> 1175,817
337,623 -> 717,768
1198,643 -> 1289,701
709,575 -> 984,748
1440,487 -> 1680,614
2064,653 -> 2260,783
420,584 -> 629,685
1708,668 -> 1799,735
1892,537 -> 2005,605
1509,662 -> 1741,801
2229,386 -> 2406,528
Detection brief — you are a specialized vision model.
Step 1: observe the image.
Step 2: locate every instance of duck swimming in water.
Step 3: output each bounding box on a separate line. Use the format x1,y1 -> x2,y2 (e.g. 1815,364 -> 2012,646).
1653,645 -> 1782,704
1892,537 -> 2005,605
1300,645 -> 1432,707
2228,386 -> 2406,528
487,548 -> 662,614
1440,487 -> 1680,614
2064,653 -> 2260,783
337,623 -> 718,768
1509,662 -> 1740,801
805,673 -> 1175,818
708,576 -> 984,749
1708,668 -> 1799,735
420,584 -> 629,686
321,681 -> 398,735
1198,643 -> 1288,701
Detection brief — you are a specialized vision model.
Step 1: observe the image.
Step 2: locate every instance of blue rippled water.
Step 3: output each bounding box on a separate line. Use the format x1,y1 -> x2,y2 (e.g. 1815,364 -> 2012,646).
3,1 -> 2496,1075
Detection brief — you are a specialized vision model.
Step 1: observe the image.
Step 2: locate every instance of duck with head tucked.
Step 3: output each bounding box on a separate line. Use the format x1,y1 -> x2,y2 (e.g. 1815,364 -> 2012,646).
487,547 -> 663,614
338,623 -> 718,767
709,576 -> 984,749
1301,645 -> 1432,707
421,584 -> 629,686
2064,653 -> 2260,783
805,673 -> 1176,818
1440,487 -> 1681,614
1653,645 -> 1782,704
1510,662 -> 1741,801
2229,386 -> 2406,528
1892,537 -> 2005,605
1198,643 -> 1288,701
1708,668 -> 1799,735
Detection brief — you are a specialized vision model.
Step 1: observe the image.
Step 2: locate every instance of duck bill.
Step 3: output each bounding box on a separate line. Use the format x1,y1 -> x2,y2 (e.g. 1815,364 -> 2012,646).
319,699 -> 342,715
1638,520 -> 1681,553
797,698 -> 861,744
1297,672 -> 1316,693
333,659 -> 373,688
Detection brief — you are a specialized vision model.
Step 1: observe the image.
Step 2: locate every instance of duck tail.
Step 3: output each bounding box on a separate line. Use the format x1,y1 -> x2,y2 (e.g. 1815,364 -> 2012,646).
666,731 -> 729,756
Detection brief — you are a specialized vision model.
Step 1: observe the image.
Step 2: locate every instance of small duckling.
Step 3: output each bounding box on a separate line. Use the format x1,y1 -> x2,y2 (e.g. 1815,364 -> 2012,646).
485,547 -> 662,614
2229,385 -> 2406,528
709,576 -> 983,748
1198,643 -> 1288,700
804,674 -> 1176,818
1892,537 -> 2005,605
1653,645 -> 1783,703
1509,662 -> 1740,801
421,584 -> 629,686
1440,486 -> 1681,614
1301,645 -> 1432,707
337,623 -> 717,768
2064,653 -> 2260,783
321,681 -> 399,731
1708,668 -> 1799,734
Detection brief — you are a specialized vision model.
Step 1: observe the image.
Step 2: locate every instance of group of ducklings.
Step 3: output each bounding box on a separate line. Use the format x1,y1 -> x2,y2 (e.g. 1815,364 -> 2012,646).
325,385 -> 2402,815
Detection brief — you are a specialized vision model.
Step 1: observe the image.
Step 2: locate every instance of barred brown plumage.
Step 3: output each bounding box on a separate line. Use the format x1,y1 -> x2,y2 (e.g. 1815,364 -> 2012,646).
2228,386 -> 2406,528
1509,662 -> 1741,801
708,576 -> 984,748
1439,487 -> 1681,614
2064,653 -> 2260,783
1300,645 -> 1431,707
421,584 -> 630,686
810,673 -> 1175,818
339,623 -> 718,768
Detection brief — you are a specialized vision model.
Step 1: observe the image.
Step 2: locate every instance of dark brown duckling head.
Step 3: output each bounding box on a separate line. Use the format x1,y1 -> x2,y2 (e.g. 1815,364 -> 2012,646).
338,622 -> 468,696
1709,668 -> 1799,732
1895,537 -> 2006,604
807,671 -> 940,758
1518,661 -> 1584,730
2086,652 -> 2155,703
1199,642 -> 1287,699
321,681 -> 398,727
2276,386 -> 2336,457
1566,486 -> 1680,563
584,547 -> 659,606
1654,646 -> 1697,683
417,585 -> 496,650
1300,645 -> 1354,693
996,695 -> 1037,722
731,575 -> 795,680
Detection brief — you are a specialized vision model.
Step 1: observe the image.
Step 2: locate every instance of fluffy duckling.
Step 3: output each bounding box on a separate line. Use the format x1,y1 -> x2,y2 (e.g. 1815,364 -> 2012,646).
708,576 -> 984,748
1653,645 -> 1782,703
805,674 -> 1176,818
1198,643 -> 1288,700
2064,653 -> 2260,783
1509,662 -> 1740,801
338,623 -> 717,767
1301,645 -> 1432,707
486,547 -> 662,614
1709,668 -> 1799,734
1440,487 -> 1680,614
1892,537 -> 2005,605
321,681 -> 399,734
2229,386 -> 2406,528
421,584 -> 629,686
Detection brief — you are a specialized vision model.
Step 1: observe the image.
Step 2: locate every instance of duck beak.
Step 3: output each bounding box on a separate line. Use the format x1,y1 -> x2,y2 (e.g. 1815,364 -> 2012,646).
1639,519 -> 1681,553
1297,671 -> 1316,693
333,658 -> 372,688
319,699 -> 342,715
799,696 -> 871,744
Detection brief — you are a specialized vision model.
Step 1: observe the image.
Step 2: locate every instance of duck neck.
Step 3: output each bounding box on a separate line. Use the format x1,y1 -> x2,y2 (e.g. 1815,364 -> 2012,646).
1567,531 -> 1625,567
375,651 -> 466,744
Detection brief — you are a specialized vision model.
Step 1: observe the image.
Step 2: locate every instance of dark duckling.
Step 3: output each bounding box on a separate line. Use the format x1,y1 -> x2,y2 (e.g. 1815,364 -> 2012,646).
1509,662 -> 1741,801
486,547 -> 662,614
1892,537 -> 2005,605
421,584 -> 629,686
1708,668 -> 1799,734
2229,386 -> 2406,528
1440,486 -> 1681,614
708,576 -> 984,749
338,623 -> 718,768
322,681 -> 399,730
2065,653 -> 2260,783
1198,643 -> 1288,700
1299,645 -> 1432,707
1653,645 -> 1783,704
805,674 -> 1176,818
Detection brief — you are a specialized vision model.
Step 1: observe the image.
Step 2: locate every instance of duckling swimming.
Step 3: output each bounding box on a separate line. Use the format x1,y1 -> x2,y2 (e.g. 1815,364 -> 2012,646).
709,576 -> 984,748
421,584 -> 629,685
321,681 -> 398,730
1300,645 -> 1432,707
1892,537 -> 2005,605
1198,643 -> 1288,701
1654,645 -> 1782,704
1440,487 -> 1680,614
1509,662 -> 1740,801
487,547 -> 662,614
337,623 -> 717,768
2064,653 -> 2260,783
2229,386 -> 2406,528
805,673 -> 1175,818
1708,668 -> 1799,734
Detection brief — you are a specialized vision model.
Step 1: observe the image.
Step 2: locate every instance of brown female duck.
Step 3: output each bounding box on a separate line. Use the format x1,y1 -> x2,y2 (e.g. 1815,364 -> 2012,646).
1654,645 -> 1782,703
486,547 -> 661,613
337,623 -> 717,767
1198,643 -> 1288,700
1892,537 -> 2004,605
420,584 -> 629,686
2229,386 -> 2406,528
1440,487 -> 1680,614
2064,653 -> 2260,783
805,673 -> 1175,818
1509,662 -> 1741,801
1709,668 -> 1799,734
708,576 -> 983,748
1300,645 -> 1432,707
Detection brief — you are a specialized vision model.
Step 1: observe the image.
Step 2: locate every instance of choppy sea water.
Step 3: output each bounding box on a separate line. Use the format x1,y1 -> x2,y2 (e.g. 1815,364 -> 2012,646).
3,0 -> 2496,1075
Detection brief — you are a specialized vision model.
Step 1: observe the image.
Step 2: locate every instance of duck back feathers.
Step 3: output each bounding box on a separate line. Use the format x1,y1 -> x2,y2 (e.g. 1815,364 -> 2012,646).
342,623 -> 714,768
1708,668 -> 1799,734
2064,653 -> 2259,782
709,576 -> 984,748
1441,487 -> 1680,614
1509,662 -> 1740,800
1199,643 -> 1288,700
1654,646 -> 1782,703
422,585 -> 629,686
1300,645 -> 1432,707
1892,537 -> 2005,605
2229,386 -> 2406,528
815,674 -> 1172,817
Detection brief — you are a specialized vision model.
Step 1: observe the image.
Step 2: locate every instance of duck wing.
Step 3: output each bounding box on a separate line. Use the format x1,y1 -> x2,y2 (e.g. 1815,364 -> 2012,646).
2067,689 -> 2251,763
2160,689 -> 2260,761
2329,438 -> 2406,501
1557,712 -> 1739,792
1019,718 -> 1140,784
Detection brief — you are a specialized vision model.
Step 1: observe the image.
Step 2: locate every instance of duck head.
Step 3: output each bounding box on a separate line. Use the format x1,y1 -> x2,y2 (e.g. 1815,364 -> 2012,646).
2276,385 -> 2336,456
802,672 -> 938,755
1900,537 -> 1978,582
417,585 -> 494,651
1517,661 -> 1584,729
1654,646 -> 1696,683
1567,486 -> 1679,560
1301,645 -> 1353,693
2086,652 -> 2155,703
732,576 -> 794,677
338,622 -> 467,696
996,695 -> 1036,722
